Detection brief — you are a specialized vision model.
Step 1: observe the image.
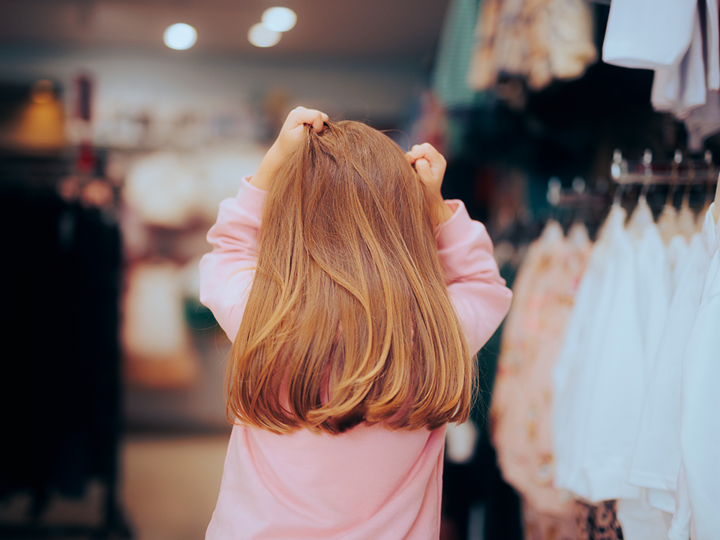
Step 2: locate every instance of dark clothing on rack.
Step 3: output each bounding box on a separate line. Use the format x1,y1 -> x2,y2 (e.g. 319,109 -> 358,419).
441,262 -> 523,540
0,172 -> 124,530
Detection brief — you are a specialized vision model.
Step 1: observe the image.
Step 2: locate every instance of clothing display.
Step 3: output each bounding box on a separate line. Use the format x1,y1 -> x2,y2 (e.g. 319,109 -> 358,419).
0,170 -> 127,536
467,0 -> 597,91
8,0 -> 720,538
492,167 -> 719,540
491,220 -> 591,535
551,186 -> 720,540
198,177 -> 512,540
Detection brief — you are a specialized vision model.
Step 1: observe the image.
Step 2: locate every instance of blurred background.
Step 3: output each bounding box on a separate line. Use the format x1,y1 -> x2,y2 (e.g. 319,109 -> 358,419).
0,0 -> 716,539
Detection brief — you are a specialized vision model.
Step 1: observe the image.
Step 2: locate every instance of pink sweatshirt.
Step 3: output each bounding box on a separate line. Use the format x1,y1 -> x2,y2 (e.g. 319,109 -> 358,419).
199,177 -> 511,540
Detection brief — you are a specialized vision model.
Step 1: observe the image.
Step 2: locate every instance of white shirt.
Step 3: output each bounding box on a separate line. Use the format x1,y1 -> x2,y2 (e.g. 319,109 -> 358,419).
667,234 -> 691,296
615,202 -> 673,538
677,204 -> 720,540
602,0 -> 694,68
553,205 -> 645,502
627,226 -> 711,505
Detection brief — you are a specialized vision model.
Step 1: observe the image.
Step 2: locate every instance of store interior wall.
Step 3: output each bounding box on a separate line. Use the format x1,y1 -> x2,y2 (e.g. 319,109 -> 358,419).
0,48 -> 426,131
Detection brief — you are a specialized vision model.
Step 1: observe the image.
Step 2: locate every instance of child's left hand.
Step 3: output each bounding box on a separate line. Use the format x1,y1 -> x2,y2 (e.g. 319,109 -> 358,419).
407,142 -> 455,225
250,107 -> 329,191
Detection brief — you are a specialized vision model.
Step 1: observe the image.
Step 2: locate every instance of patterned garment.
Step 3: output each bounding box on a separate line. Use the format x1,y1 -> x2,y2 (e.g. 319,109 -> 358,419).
575,501 -> 624,540
524,499 -> 578,540
491,221 -> 591,533
467,0 -> 597,91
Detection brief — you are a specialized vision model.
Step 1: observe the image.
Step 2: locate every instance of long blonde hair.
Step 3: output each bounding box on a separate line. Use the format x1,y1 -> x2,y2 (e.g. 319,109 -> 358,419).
227,121 -> 473,434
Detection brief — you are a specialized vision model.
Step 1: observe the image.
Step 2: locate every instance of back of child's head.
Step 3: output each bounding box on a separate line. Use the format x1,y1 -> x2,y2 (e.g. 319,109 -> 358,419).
227,120 -> 474,434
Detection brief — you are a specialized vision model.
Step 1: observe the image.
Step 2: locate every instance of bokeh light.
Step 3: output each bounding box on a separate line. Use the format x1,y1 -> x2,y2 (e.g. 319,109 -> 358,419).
248,23 -> 281,48
261,7 -> 297,33
163,23 -> 197,50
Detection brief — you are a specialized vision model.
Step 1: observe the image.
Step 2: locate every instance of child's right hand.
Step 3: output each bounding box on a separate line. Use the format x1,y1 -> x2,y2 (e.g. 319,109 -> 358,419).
407,143 -> 455,225
250,107 -> 329,191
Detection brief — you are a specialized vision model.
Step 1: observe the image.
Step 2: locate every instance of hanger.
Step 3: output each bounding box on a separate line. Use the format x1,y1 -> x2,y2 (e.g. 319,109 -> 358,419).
675,158 -> 696,240
663,149 -> 682,208
611,150 -> 627,206
638,149 -> 652,201
713,172 -> 720,224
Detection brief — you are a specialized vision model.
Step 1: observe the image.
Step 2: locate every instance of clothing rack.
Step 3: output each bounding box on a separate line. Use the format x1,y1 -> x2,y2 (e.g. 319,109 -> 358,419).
611,149 -> 719,185
0,153 -> 132,539
610,149 -> 720,218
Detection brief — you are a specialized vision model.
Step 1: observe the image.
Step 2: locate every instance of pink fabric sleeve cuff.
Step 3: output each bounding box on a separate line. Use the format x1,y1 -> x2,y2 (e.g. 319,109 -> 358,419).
435,200 -> 468,250
237,175 -> 268,212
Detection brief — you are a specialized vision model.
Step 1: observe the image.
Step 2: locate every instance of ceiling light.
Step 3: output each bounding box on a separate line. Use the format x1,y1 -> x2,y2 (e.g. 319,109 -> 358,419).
248,23 -> 281,48
261,7 -> 297,32
164,23 -> 197,50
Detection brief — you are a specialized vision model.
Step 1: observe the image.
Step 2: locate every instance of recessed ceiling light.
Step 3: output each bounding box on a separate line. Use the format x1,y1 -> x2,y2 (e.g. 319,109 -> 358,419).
248,23 -> 281,48
164,23 -> 197,50
261,7 -> 297,32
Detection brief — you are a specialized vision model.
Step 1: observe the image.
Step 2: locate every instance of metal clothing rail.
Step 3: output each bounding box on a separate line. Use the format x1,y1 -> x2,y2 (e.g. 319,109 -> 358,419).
611,150 -> 720,223
611,149 -> 719,185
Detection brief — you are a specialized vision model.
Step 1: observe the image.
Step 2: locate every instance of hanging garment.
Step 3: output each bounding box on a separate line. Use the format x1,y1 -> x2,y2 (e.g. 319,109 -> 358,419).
682,0 -> 720,149
492,221 -> 590,532
553,216 -> 613,502
626,197 -> 671,379
676,202 -> 720,540
616,496 -> 668,540
554,205 -> 646,503
575,500 -> 624,540
705,0 -> 720,91
657,204 -> 679,245
602,0 -> 695,69
604,0 -> 719,121
523,501 -> 578,540
626,215 -> 712,511
667,234 -> 690,295
0,186 -> 122,512
651,5 -> 707,120
467,0 -> 596,92
609,200 -> 671,539
668,464 -> 692,540
685,92 -> 720,152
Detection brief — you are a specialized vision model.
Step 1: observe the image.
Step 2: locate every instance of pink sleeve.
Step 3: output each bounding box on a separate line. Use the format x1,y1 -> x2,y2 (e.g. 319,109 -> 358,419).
436,200 -> 513,353
199,176 -> 266,342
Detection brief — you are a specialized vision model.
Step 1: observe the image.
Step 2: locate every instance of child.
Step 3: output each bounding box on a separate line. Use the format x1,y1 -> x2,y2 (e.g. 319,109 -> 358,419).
199,107 -> 511,539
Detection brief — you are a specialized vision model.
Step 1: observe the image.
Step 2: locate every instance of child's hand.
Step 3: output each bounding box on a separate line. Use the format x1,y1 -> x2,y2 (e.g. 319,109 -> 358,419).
250,107 -> 329,191
407,143 -> 454,224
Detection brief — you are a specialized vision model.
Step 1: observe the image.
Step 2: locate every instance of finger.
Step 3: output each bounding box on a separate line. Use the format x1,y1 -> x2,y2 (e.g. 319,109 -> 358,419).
311,115 -> 325,132
288,107 -> 326,131
420,143 -> 442,163
414,158 -> 431,179
408,142 -> 439,161
407,144 -> 424,160
406,152 -> 417,165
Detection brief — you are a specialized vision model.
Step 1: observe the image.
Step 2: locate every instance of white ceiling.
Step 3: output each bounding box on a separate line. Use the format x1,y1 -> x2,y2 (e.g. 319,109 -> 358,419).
0,0 -> 450,61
